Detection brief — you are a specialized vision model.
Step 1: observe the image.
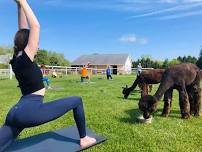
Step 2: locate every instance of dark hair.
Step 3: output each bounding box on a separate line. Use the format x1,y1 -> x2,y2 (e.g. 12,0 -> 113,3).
14,29 -> 30,56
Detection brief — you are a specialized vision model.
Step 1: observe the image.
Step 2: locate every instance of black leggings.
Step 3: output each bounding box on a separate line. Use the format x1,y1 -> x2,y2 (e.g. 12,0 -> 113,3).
107,75 -> 112,80
0,95 -> 86,152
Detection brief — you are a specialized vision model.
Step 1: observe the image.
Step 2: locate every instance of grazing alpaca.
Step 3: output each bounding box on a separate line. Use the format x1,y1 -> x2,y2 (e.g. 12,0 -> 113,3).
139,63 -> 201,119
122,69 -> 165,99
161,88 -> 195,117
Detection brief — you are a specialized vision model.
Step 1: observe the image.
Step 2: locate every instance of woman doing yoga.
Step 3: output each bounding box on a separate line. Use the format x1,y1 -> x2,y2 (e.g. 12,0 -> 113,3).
0,0 -> 96,151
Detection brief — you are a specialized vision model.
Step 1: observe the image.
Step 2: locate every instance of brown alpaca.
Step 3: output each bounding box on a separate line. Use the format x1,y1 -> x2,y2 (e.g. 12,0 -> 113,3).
139,63 -> 201,119
138,83 -> 153,96
122,69 -> 165,99
161,88 -> 196,117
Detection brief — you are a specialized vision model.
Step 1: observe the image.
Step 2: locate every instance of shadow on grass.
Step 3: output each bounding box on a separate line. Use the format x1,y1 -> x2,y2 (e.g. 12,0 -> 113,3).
125,97 -> 140,101
117,108 -> 142,124
118,108 -> 182,124
155,109 -> 181,119
132,90 -> 141,93
117,96 -> 140,101
117,96 -> 125,100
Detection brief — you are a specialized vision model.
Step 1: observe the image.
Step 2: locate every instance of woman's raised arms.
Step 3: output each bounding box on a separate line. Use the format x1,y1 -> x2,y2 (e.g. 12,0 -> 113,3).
15,0 -> 40,61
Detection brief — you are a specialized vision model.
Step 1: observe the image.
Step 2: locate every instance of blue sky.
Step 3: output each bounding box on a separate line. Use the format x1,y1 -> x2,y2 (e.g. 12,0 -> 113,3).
0,0 -> 202,61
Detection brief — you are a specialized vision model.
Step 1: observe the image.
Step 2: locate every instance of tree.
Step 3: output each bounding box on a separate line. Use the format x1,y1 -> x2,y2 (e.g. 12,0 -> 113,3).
196,47 -> 202,69
186,56 -> 197,64
132,53 -> 200,69
48,52 -> 70,66
34,49 -> 70,66
169,59 -> 181,65
177,55 -> 197,64
0,46 -> 12,55
34,49 -> 49,65
162,59 -> 169,68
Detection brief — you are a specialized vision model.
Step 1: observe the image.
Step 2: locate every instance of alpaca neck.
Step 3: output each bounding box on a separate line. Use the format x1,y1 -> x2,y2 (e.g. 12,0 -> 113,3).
128,76 -> 140,91
154,77 -> 173,101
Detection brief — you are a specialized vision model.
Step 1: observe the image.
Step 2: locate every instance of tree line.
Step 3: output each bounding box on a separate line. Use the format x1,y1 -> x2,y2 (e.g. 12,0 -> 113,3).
0,46 -> 70,67
1,46 -> 202,69
34,49 -> 70,66
133,48 -> 202,69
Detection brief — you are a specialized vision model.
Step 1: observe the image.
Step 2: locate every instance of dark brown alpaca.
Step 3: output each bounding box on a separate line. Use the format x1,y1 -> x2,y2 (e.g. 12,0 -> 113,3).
161,87 -> 196,117
139,63 -> 201,119
122,69 -> 165,99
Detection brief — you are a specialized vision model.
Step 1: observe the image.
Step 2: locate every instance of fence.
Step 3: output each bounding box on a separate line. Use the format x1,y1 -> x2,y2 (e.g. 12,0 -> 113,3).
41,65 -> 154,76
0,54 -> 12,79
0,65 -> 155,80
0,66 -> 12,80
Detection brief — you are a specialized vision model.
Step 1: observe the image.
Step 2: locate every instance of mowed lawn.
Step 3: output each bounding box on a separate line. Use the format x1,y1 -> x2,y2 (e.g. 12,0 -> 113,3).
0,75 -> 202,152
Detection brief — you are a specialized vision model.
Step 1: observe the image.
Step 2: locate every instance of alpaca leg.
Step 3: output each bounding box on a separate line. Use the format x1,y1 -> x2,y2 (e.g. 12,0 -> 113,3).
149,84 -> 153,93
145,84 -> 148,95
187,88 -> 195,115
179,87 -> 190,119
139,83 -> 144,97
140,84 -> 144,97
162,89 -> 173,117
192,72 -> 201,116
193,87 -> 201,117
138,83 -> 142,91
141,84 -> 147,97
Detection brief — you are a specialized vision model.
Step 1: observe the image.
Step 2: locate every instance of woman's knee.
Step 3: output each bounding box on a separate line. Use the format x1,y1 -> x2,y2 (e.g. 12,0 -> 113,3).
71,96 -> 83,106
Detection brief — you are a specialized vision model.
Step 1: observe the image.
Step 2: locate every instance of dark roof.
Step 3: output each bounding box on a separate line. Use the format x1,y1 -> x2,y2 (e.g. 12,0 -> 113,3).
71,54 -> 130,65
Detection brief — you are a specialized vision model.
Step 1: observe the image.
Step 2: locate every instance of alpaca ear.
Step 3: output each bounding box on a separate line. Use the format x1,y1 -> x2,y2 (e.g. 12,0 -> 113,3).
126,85 -> 128,88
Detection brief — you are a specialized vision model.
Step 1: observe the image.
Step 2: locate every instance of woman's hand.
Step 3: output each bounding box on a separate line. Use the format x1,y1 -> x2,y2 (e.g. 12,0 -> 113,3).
14,0 -> 26,4
14,0 -> 20,3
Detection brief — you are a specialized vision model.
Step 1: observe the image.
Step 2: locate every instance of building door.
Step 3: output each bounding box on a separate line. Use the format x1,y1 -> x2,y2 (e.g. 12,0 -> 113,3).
112,65 -> 117,75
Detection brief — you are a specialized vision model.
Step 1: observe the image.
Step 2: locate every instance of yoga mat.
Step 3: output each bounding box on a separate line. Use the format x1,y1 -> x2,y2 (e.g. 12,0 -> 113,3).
6,126 -> 106,152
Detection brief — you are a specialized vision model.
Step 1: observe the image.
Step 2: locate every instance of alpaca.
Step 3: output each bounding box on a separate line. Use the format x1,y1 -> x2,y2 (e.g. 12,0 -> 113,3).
122,69 -> 165,99
161,87 -> 196,117
139,63 -> 201,119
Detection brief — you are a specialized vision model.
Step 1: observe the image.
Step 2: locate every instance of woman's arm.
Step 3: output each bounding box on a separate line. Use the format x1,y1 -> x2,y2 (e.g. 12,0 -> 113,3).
17,3 -> 28,29
17,0 -> 40,61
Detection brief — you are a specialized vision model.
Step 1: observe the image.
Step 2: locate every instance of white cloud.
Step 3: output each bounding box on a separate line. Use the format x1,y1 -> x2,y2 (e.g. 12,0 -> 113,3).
119,34 -> 137,43
42,0 -> 202,20
119,34 -> 148,45
159,9 -> 202,19
129,2 -> 202,18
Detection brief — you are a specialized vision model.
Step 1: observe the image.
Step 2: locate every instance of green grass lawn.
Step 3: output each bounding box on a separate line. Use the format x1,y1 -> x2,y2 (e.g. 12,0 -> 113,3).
0,75 -> 202,152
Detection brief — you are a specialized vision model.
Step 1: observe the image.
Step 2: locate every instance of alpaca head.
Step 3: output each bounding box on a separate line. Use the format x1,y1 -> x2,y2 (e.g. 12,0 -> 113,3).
122,85 -> 130,99
138,95 -> 158,119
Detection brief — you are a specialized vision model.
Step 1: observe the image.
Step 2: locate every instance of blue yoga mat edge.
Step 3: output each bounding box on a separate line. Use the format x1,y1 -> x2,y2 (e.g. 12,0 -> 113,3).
6,125 -> 106,152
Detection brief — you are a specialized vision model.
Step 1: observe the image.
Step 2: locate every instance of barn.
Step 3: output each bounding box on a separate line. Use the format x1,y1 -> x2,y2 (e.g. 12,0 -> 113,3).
71,54 -> 132,74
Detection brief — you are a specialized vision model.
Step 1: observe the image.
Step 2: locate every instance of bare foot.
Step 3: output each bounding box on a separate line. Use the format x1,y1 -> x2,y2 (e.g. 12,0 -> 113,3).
80,136 -> 96,148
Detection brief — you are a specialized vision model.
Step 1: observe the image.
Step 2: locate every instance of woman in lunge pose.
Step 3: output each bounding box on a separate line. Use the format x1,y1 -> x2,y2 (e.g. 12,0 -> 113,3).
0,0 -> 96,151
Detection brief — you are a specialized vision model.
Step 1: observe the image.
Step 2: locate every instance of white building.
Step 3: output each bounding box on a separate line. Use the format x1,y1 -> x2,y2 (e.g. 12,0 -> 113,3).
0,55 -> 12,79
71,54 -> 132,74
0,55 -> 10,64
